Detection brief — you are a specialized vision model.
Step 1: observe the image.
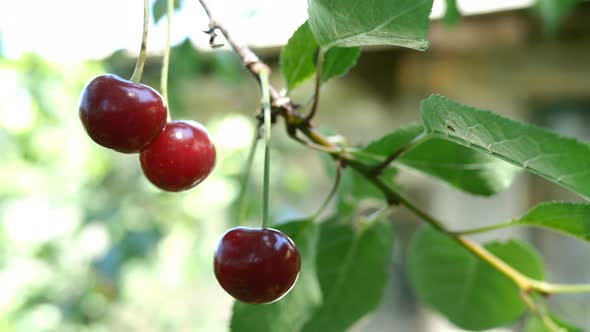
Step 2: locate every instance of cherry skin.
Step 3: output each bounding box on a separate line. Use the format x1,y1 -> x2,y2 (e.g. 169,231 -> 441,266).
213,227 -> 301,304
79,74 -> 168,153
139,120 -> 216,192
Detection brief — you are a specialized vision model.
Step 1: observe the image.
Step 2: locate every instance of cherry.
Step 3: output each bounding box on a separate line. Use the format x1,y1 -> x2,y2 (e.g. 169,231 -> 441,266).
139,120 -> 216,192
213,227 -> 301,304
79,74 -> 168,153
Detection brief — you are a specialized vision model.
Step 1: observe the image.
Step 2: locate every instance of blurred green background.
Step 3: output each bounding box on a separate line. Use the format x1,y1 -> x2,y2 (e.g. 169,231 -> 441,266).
1,1 -> 590,331
0,25 -> 332,332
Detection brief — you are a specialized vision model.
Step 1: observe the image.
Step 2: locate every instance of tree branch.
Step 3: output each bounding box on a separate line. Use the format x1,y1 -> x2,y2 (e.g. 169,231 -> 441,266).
197,0 -> 282,102
195,0 -> 590,300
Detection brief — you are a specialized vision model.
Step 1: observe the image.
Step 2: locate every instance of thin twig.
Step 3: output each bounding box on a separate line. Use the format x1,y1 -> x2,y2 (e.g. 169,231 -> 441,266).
450,221 -> 515,236
197,0 -> 282,100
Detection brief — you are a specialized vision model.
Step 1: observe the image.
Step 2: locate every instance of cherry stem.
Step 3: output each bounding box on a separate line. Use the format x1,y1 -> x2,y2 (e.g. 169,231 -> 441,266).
130,0 -> 149,83
259,68 -> 272,229
160,0 -> 173,119
238,128 -> 261,225
311,159 -> 342,221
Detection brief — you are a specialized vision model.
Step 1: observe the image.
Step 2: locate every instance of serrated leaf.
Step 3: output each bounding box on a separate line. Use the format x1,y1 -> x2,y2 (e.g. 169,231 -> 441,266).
513,202 -> 590,241
231,219 -> 321,332
308,0 -> 434,50
409,227 -> 544,331
280,21 -> 360,91
400,139 -> 521,196
153,0 -> 182,23
363,123 -> 425,157
321,47 -> 361,82
301,216 -> 393,332
280,22 -> 317,90
421,95 -> 590,200
359,124 -> 521,196
525,314 -> 583,332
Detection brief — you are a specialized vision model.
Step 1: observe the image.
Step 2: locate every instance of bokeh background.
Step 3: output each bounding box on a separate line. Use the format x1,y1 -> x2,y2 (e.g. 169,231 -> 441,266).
1,0 -> 590,331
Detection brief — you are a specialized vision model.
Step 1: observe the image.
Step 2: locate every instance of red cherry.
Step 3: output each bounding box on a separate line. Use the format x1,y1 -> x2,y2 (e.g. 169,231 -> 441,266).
213,227 -> 301,304
139,120 -> 216,192
79,74 -> 167,153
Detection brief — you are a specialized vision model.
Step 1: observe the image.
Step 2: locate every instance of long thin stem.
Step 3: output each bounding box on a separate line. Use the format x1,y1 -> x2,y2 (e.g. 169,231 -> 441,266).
397,193 -> 590,295
311,160 -> 342,221
160,0 -> 173,116
238,128 -> 261,225
451,221 -> 515,235
530,280 -> 590,294
259,68 -> 272,229
394,192 -> 538,290
130,0 -> 149,83
456,236 -> 532,289
304,49 -> 327,123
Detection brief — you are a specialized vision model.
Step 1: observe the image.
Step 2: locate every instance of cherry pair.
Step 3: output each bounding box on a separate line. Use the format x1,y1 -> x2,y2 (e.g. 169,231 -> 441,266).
80,75 -> 300,305
79,74 -> 215,192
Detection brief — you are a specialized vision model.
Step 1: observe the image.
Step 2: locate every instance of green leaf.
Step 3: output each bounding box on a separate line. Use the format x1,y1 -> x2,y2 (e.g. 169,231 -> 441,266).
525,314 -> 583,332
409,227 -> 544,331
301,216 -> 393,332
400,139 -> 521,196
513,202 -> 590,241
421,94 -> 590,200
321,47 -> 361,83
443,0 -> 461,26
152,0 -> 183,23
537,0 -> 580,36
359,124 -> 521,196
280,21 -> 360,91
363,123 -> 425,157
231,219 -> 322,332
307,0 -> 434,50
279,22 -> 317,90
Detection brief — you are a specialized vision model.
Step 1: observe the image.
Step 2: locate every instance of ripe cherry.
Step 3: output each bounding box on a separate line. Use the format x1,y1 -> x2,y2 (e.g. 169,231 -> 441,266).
213,227 -> 301,304
79,74 -> 168,153
139,120 -> 216,192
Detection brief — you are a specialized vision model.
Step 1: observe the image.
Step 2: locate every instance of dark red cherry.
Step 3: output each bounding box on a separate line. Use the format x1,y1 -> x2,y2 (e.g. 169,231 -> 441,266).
213,227 -> 301,304
139,120 -> 216,192
79,74 -> 167,153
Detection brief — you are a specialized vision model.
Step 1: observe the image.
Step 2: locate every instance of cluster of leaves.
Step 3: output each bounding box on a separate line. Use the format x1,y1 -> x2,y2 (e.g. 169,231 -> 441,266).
227,0 -> 589,331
